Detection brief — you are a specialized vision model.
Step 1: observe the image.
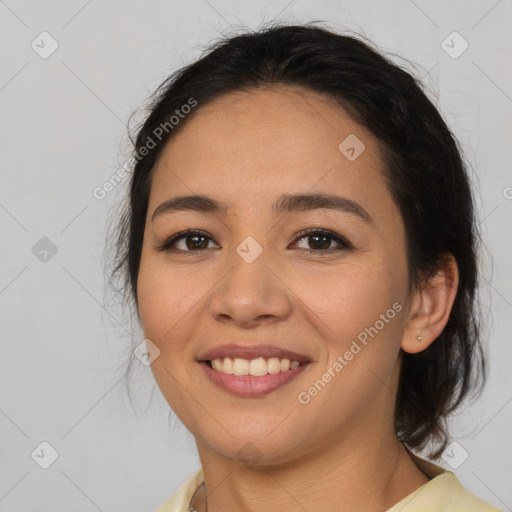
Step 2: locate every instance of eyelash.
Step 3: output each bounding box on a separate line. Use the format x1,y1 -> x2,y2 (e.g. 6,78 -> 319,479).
155,228 -> 354,254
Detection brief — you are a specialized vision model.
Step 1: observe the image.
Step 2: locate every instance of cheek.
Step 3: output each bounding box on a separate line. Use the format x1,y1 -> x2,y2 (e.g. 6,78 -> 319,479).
303,253 -> 408,393
305,258 -> 404,343
136,256 -> 202,418
136,254 -> 201,358
289,265 -> 406,446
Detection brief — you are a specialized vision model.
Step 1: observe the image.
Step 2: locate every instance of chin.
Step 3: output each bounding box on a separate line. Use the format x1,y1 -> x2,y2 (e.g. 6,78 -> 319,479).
194,420 -> 314,469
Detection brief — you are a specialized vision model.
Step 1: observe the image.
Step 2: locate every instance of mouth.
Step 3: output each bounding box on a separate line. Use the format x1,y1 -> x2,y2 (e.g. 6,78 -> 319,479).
197,344 -> 311,397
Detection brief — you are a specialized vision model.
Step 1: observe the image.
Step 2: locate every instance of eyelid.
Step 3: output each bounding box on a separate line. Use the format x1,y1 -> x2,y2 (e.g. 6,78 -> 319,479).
155,228 -> 354,253
154,229 -> 217,252
292,227 -> 354,251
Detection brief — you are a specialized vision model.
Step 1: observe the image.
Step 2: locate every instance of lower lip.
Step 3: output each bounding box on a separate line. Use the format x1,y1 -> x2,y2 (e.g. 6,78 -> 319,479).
199,361 -> 309,397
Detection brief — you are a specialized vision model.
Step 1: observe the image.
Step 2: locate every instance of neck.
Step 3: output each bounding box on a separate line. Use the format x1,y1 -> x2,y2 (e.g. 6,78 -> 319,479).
191,426 -> 429,512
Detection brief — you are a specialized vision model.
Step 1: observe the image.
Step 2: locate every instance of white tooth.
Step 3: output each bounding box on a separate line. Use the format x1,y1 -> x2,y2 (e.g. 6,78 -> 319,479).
280,358 -> 290,371
223,357 -> 234,374
233,358 -> 249,375
267,357 -> 281,374
249,357 -> 268,376
213,356 -> 302,375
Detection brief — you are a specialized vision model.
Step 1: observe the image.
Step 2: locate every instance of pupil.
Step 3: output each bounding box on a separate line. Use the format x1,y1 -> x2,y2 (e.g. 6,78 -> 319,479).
187,236 -> 208,250
310,235 -> 330,250
183,234 -> 332,251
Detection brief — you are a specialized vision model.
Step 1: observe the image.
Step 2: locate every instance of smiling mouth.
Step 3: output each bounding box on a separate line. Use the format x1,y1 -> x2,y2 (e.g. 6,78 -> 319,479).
205,357 -> 305,376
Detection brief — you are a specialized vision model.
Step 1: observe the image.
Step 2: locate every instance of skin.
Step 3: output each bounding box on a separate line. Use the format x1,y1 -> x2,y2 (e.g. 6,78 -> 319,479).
136,85 -> 459,512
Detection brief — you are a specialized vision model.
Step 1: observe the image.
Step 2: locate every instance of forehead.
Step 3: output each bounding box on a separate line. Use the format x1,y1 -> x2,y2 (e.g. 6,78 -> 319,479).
150,86 -> 390,214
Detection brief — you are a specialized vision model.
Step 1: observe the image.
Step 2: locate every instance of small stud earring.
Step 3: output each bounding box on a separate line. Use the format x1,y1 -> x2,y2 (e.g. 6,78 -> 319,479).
417,336 -> 422,342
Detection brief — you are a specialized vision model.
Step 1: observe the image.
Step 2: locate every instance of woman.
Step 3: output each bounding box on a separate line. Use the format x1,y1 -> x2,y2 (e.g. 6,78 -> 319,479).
109,23 -> 499,511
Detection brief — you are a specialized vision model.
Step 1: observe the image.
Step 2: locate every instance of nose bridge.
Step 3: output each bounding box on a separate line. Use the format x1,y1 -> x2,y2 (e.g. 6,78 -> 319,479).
208,235 -> 292,325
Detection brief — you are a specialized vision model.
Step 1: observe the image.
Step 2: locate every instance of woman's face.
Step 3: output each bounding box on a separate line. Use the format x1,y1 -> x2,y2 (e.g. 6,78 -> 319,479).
137,86 -> 413,465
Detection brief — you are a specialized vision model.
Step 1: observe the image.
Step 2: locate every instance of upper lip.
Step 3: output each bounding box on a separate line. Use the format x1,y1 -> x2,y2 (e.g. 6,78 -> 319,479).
198,344 -> 310,363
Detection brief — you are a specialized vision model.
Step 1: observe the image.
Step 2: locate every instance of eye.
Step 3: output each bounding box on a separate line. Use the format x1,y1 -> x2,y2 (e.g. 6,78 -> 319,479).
155,229 -> 218,252
156,228 -> 353,254
291,228 -> 353,253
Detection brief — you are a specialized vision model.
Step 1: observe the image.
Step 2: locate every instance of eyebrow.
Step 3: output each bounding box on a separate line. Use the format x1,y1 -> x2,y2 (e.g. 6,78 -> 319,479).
151,193 -> 374,226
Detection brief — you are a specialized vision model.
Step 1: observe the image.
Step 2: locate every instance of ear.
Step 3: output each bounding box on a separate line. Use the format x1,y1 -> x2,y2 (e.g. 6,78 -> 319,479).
401,253 -> 459,354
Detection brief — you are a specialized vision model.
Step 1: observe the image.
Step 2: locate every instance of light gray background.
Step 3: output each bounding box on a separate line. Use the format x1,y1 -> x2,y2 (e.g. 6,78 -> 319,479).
0,1 -> 511,511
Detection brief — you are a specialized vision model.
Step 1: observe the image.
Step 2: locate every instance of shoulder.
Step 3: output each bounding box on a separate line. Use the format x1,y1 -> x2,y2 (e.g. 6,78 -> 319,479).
152,459 -> 502,512
152,468 -> 204,512
387,452 -> 502,512
387,472 -> 501,511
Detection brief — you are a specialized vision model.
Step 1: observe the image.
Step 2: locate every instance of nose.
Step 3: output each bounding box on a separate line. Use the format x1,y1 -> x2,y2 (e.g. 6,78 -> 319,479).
208,247 -> 293,328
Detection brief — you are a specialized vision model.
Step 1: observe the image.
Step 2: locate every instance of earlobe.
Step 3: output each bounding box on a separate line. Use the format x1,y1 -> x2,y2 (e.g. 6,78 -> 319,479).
401,254 -> 459,355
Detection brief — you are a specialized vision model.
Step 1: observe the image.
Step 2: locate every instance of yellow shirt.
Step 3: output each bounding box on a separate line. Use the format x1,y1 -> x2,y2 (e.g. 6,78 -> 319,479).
153,453 -> 501,512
